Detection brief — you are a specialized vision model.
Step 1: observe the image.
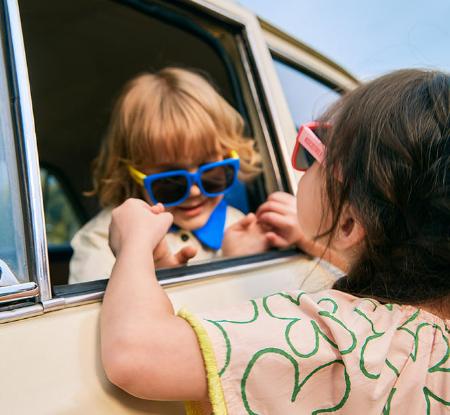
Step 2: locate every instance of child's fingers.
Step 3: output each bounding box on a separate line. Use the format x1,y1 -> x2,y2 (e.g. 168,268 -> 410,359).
174,246 -> 197,264
266,231 -> 290,248
256,200 -> 294,217
229,212 -> 256,230
158,211 -> 174,229
258,211 -> 290,231
242,213 -> 257,228
256,203 -> 281,218
150,203 -> 165,214
268,191 -> 296,204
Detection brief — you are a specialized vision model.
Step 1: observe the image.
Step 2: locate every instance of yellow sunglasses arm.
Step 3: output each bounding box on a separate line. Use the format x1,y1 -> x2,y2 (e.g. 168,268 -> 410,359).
230,150 -> 239,159
128,165 -> 146,186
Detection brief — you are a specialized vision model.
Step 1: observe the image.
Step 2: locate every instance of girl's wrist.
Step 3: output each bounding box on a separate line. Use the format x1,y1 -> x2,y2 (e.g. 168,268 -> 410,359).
115,241 -> 154,265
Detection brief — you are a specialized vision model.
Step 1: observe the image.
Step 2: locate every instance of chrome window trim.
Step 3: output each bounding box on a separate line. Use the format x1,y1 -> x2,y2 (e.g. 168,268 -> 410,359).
4,0 -> 51,301
41,251 -> 304,312
235,36 -> 283,191
0,282 -> 39,304
0,303 -> 43,324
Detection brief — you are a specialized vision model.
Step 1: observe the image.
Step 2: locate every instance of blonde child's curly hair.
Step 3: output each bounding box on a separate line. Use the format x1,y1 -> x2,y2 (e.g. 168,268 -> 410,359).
91,67 -> 261,207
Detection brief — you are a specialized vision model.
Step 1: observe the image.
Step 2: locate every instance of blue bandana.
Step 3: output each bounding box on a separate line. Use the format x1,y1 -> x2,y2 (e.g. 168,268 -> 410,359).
170,199 -> 228,250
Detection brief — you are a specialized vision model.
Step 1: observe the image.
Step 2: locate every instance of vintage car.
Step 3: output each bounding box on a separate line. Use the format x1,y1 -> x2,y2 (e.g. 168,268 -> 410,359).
0,0 -> 358,413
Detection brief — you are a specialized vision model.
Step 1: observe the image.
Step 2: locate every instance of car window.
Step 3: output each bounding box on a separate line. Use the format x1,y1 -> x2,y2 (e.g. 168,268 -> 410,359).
273,57 -> 340,127
0,43 -> 29,286
19,0 -> 284,287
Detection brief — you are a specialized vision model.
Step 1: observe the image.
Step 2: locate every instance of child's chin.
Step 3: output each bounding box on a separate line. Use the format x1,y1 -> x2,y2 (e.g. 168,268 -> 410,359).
173,214 -> 209,231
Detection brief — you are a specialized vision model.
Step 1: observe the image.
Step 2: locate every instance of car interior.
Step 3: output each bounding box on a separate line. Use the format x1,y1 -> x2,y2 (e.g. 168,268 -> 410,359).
19,0 -> 283,287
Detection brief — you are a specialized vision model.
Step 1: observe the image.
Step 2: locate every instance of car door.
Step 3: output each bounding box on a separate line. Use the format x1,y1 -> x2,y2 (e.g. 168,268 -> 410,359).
0,1 -> 347,414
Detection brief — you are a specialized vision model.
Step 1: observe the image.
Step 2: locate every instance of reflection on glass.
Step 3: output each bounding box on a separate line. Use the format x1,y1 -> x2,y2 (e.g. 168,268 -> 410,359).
273,58 -> 340,127
0,25 -> 29,285
0,142 -> 28,285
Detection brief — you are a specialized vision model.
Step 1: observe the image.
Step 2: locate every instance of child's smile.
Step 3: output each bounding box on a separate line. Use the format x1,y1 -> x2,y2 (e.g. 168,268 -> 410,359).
168,192 -> 222,231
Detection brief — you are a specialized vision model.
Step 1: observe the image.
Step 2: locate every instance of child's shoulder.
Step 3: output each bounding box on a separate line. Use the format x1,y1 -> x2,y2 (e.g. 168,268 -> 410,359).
72,207 -> 113,241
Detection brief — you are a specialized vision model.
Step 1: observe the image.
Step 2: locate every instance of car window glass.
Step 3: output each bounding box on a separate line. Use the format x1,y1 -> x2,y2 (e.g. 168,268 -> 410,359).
273,57 -> 340,127
0,52 -> 29,285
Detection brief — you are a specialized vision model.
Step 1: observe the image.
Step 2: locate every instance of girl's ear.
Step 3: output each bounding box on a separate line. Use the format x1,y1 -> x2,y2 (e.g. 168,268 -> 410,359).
334,204 -> 366,253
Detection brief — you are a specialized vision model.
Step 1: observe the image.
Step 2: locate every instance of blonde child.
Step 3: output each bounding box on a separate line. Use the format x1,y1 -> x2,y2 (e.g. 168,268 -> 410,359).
101,69 -> 449,414
69,67 -> 266,284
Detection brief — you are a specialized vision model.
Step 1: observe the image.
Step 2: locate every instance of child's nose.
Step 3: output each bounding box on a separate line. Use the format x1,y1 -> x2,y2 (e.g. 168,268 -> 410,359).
189,184 -> 201,197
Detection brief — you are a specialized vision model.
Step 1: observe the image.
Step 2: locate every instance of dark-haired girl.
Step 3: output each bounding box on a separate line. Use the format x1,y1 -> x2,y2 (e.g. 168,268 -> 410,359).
101,69 -> 450,414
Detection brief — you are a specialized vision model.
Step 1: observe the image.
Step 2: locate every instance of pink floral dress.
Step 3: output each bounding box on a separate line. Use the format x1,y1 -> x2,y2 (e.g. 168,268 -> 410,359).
180,289 -> 450,414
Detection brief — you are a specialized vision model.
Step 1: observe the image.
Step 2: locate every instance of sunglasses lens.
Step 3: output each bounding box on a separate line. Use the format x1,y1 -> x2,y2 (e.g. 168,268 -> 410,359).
293,125 -> 324,170
293,146 -> 310,170
150,175 -> 188,204
304,149 -> 316,168
201,164 -> 236,194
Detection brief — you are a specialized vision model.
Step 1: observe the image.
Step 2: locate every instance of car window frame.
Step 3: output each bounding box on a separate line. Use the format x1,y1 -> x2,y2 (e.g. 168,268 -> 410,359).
0,0 -> 50,322
1,0 -> 337,321
47,0 -> 304,299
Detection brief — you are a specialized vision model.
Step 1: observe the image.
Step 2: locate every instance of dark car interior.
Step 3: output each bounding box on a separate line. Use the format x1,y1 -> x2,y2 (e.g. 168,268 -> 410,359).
18,0 -> 275,286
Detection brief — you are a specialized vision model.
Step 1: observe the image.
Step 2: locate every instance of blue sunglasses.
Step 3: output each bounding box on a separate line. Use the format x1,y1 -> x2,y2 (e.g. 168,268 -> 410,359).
129,153 -> 240,207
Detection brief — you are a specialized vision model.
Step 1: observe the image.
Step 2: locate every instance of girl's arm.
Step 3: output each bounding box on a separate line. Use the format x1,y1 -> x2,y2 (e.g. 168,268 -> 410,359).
100,199 -> 208,401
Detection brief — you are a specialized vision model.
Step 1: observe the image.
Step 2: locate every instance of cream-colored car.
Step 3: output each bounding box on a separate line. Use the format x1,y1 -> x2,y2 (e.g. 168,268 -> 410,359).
0,0 -> 358,413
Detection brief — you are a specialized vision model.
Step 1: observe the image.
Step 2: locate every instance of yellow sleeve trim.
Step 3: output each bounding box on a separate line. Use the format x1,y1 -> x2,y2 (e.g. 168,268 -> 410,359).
178,308 -> 228,415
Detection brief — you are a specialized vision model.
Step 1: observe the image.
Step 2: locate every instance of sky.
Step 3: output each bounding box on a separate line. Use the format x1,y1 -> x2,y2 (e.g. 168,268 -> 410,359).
238,0 -> 450,80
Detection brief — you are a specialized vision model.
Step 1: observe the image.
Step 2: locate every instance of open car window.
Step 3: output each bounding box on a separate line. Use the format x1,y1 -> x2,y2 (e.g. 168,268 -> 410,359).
19,0 -> 288,288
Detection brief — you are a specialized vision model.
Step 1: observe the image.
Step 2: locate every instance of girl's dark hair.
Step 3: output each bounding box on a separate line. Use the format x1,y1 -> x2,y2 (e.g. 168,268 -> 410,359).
321,69 -> 450,305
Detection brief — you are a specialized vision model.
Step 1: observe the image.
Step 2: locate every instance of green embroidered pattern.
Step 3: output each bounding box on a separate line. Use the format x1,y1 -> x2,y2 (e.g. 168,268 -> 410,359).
382,388 -> 397,414
201,291 -> 449,414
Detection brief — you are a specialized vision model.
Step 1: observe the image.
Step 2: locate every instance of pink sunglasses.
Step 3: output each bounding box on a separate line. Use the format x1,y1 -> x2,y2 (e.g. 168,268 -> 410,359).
291,121 -> 330,171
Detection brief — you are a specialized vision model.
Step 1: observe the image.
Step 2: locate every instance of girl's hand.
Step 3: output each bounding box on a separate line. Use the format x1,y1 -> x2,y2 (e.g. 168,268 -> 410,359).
256,191 -> 306,248
222,213 -> 270,257
109,199 -> 173,256
257,192 -> 346,268
109,199 -> 197,266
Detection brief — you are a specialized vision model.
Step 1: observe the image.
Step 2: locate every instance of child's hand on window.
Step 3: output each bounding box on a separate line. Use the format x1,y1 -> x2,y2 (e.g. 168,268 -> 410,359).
256,192 -> 306,249
257,192 -> 346,268
222,213 -> 270,257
